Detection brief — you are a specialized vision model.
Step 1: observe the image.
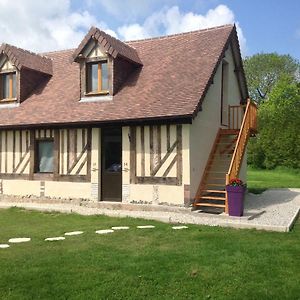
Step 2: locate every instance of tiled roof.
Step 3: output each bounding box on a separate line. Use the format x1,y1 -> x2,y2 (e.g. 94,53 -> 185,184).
72,27 -> 142,65
0,43 -> 53,75
0,24 -> 246,128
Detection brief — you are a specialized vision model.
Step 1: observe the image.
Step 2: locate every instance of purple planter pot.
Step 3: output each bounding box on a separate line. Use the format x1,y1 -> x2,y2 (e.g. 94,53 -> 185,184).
226,185 -> 245,217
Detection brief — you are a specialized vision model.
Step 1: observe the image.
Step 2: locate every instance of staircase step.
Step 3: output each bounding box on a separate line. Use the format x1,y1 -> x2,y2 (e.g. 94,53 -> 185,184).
195,203 -> 225,208
206,177 -> 226,180
220,129 -> 239,134
217,142 -> 236,145
202,189 -> 226,194
206,183 -> 226,187
197,196 -> 226,201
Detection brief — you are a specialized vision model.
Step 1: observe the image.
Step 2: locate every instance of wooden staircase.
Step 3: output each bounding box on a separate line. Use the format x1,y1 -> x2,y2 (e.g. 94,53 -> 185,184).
194,99 -> 257,213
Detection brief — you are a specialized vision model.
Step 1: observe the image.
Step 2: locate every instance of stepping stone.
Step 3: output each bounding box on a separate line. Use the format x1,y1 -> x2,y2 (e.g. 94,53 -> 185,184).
45,237 -> 65,241
172,226 -> 189,230
8,238 -> 31,243
137,225 -> 155,229
95,229 -> 114,234
0,244 -> 10,249
64,231 -> 84,236
111,226 -> 129,230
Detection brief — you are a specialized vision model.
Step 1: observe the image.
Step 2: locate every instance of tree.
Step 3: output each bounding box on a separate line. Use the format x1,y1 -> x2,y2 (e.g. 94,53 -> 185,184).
243,53 -> 299,103
248,75 -> 300,169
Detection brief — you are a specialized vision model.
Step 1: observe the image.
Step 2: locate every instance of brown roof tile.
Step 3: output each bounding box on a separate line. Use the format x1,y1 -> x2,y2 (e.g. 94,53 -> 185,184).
0,43 -> 53,75
0,24 -> 245,128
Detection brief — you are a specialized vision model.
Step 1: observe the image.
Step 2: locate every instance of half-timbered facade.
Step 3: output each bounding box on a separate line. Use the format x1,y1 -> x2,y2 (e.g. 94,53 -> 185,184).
0,24 -> 257,212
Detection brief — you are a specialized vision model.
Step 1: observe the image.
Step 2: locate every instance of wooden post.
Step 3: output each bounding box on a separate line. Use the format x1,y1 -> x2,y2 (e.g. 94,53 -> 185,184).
29,130 -> 35,180
53,129 -> 60,180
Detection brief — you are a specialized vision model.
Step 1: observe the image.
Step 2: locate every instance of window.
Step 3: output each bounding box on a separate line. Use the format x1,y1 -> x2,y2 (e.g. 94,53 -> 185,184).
36,140 -> 54,173
0,72 -> 16,100
86,61 -> 109,94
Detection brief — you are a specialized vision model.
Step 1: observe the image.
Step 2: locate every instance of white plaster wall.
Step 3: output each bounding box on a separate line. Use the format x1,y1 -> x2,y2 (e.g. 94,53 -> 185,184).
45,181 -> 91,199
189,46 -> 243,198
2,180 -> 40,196
225,45 -> 243,106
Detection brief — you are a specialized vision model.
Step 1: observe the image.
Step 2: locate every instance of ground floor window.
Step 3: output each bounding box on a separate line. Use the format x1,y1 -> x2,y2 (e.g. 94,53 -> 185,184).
36,139 -> 54,173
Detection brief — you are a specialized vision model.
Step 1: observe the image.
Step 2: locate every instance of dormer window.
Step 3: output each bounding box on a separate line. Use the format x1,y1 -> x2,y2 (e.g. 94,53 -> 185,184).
73,27 -> 142,101
86,60 -> 109,95
0,71 -> 16,101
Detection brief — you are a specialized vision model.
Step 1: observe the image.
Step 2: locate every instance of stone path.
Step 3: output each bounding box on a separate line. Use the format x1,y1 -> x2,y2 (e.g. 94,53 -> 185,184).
1,223 -> 187,249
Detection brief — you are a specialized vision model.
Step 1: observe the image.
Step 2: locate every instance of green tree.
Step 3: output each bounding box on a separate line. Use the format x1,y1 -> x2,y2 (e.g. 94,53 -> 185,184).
249,75 -> 300,169
243,53 -> 299,103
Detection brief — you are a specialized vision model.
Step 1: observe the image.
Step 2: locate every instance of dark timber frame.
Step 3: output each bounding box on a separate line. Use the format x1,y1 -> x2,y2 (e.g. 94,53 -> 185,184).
0,128 -> 92,182
130,124 -> 182,186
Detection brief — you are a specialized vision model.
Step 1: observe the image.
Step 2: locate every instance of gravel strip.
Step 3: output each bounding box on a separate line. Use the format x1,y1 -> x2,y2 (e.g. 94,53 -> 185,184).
0,189 -> 299,232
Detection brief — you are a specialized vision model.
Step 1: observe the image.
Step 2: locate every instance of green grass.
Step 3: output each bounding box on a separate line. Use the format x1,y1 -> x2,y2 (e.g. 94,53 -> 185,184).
247,166 -> 300,193
0,208 -> 300,299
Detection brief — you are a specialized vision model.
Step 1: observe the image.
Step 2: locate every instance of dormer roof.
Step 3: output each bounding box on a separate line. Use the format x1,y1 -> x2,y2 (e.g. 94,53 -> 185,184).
72,27 -> 142,65
0,43 -> 53,75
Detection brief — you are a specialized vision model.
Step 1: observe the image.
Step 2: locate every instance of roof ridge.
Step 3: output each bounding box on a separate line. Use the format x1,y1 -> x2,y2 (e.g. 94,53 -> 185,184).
94,27 -> 138,51
1,43 -> 51,60
39,48 -> 76,56
126,24 -> 234,44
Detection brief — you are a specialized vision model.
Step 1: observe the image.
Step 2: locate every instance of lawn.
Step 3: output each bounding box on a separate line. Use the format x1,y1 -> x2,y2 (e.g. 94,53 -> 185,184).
0,208 -> 299,299
247,166 -> 300,193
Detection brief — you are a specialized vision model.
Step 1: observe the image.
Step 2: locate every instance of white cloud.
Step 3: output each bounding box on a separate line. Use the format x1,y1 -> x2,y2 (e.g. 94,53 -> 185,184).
0,1 -> 246,55
118,5 -> 247,54
0,0 -> 116,52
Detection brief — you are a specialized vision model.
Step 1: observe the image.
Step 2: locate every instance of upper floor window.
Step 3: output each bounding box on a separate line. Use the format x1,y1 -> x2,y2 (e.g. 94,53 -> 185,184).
0,72 -> 16,100
86,61 -> 109,95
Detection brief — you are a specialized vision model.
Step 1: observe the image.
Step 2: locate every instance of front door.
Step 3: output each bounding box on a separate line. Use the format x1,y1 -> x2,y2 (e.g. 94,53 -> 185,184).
101,127 -> 122,201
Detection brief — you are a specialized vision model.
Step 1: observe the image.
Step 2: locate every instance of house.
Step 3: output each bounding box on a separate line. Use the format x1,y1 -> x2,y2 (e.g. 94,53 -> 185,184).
0,24 -> 257,213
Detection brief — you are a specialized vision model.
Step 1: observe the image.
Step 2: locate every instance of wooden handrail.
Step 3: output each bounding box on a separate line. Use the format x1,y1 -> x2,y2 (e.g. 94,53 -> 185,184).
225,99 -> 257,213
226,99 -> 257,189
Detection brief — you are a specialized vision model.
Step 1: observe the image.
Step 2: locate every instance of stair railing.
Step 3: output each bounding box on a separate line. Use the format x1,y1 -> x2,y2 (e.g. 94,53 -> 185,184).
194,128 -> 222,205
228,104 -> 245,130
225,99 -> 258,212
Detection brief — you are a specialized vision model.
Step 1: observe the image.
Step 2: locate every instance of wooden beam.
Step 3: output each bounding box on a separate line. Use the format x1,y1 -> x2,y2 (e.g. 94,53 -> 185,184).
135,176 -> 178,185
12,130 -> 15,171
140,126 -> 145,177
166,125 -> 170,151
129,126 -> 136,184
86,128 -> 92,181
5,131 -> 7,173
176,125 -> 182,185
149,125 -> 154,175
53,129 -> 60,180
29,129 -> 35,180
151,140 -> 178,176
162,154 -> 177,177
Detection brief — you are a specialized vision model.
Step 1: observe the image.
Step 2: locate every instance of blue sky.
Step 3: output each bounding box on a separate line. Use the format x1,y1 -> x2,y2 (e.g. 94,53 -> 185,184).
0,0 -> 299,60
